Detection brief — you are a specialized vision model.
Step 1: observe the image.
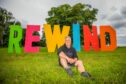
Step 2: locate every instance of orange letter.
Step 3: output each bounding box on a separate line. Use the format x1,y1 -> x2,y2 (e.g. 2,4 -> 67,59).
100,26 -> 117,51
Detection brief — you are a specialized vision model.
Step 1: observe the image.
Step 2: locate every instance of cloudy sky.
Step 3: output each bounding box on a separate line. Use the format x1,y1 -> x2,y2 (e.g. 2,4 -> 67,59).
0,0 -> 126,46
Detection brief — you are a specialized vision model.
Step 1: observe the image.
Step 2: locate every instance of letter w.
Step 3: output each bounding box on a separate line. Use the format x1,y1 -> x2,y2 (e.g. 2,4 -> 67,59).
44,24 -> 70,52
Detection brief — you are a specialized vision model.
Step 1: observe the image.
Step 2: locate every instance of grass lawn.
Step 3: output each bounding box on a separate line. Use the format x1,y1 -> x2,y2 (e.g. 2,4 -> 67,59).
0,47 -> 126,84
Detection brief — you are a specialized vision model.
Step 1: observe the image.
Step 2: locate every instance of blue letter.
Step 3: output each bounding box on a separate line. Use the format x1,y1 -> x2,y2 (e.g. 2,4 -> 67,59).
72,24 -> 81,51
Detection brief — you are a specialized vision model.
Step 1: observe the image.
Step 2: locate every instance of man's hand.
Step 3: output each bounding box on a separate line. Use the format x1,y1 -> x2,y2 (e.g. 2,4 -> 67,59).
67,58 -> 77,64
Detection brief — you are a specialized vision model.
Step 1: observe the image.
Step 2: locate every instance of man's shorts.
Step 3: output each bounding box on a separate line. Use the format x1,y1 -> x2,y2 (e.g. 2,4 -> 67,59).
58,58 -> 76,67
67,62 -> 75,67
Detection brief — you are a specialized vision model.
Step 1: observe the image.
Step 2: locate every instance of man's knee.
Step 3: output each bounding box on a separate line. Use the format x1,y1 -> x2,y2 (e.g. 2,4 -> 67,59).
59,56 -> 69,69
75,60 -> 83,66
60,57 -> 67,63
60,56 -> 66,60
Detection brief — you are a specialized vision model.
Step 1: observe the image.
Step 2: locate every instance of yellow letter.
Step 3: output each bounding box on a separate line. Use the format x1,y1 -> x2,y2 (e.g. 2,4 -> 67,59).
44,24 -> 70,52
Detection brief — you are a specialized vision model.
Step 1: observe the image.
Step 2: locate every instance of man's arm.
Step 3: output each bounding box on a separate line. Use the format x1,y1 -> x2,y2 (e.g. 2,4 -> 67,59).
59,51 -> 77,63
72,48 -> 78,63
59,51 -> 70,61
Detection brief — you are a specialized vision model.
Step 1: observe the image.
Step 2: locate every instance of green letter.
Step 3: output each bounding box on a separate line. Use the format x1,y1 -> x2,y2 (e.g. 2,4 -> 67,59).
8,25 -> 22,53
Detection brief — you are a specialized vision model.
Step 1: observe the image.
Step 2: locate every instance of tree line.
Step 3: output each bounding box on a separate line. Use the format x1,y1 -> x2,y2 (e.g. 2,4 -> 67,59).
0,3 -> 98,47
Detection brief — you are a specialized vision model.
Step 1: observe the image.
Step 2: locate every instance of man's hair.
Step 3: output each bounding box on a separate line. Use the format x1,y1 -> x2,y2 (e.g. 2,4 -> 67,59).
65,36 -> 71,40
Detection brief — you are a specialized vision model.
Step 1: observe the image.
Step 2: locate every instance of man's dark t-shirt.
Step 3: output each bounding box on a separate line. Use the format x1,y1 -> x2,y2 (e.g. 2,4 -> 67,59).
57,44 -> 78,65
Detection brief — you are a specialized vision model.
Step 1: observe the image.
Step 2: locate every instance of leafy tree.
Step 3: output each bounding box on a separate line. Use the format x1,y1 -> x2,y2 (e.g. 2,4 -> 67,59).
46,3 -> 98,44
0,7 -> 21,47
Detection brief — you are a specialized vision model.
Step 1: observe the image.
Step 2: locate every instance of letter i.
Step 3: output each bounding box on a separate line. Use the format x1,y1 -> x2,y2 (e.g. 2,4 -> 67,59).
72,24 -> 81,51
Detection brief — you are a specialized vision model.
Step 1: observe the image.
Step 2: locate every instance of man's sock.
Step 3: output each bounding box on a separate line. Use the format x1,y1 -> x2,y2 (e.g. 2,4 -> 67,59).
65,68 -> 73,76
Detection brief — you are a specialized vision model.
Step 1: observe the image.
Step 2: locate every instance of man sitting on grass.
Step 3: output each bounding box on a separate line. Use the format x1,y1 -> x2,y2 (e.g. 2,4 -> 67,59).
57,36 -> 92,78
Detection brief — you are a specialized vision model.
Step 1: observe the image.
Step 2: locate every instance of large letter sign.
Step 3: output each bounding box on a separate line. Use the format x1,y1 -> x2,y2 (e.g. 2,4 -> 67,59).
72,24 -> 81,51
8,25 -> 22,53
24,25 -> 40,52
8,24 -> 117,53
83,25 -> 99,51
100,26 -> 117,51
44,24 -> 70,52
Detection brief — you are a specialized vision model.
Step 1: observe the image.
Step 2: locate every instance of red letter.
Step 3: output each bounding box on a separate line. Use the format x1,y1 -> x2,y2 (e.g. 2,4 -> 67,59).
83,25 -> 99,51
24,25 -> 40,52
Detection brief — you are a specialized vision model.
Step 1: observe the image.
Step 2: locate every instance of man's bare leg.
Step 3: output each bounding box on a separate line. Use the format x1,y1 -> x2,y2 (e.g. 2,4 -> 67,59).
60,57 -> 69,69
75,60 -> 85,73
75,60 -> 92,78
60,57 -> 73,76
